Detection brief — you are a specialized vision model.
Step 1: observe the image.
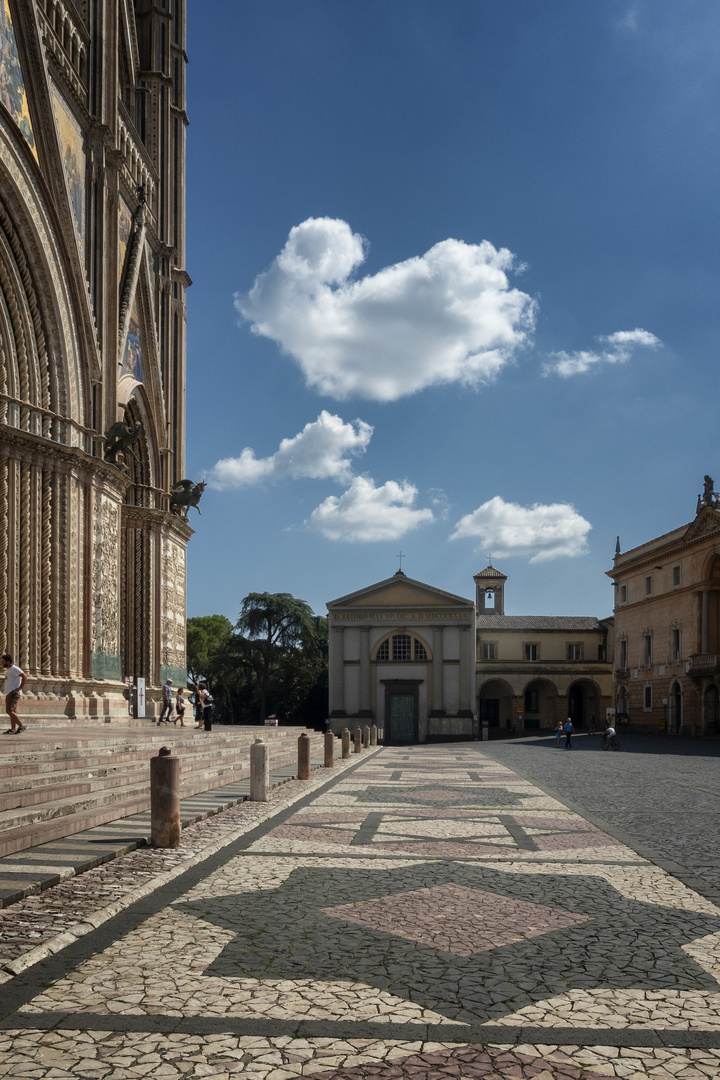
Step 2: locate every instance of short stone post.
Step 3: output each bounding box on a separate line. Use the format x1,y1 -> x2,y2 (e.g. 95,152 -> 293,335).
250,737 -> 269,801
341,728 -> 351,759
354,726 -> 362,753
324,730 -> 335,768
370,724 -> 377,746
298,732 -> 311,779
150,746 -> 181,848
362,725 -> 370,748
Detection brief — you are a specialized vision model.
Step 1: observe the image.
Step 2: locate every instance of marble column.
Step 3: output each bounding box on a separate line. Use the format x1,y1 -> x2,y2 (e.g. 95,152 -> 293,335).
459,626 -> 471,712
330,626 -> 345,714
432,626 -> 444,712
359,627 -> 371,715
702,591 -> 710,654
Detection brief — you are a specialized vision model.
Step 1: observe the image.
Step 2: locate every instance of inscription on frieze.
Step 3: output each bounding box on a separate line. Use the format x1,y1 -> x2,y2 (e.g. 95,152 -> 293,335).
335,610 -> 470,622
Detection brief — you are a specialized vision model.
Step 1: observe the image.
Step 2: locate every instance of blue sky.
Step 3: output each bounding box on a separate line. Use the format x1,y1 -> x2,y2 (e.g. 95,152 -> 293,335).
184,0 -> 720,622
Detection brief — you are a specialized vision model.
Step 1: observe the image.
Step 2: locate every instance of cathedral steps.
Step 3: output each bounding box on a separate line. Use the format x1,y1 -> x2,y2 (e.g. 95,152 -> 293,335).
0,726 -> 327,859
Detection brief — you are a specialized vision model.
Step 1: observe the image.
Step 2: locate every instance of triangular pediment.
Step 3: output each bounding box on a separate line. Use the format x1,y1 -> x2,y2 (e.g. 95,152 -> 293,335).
328,574 -> 473,611
683,508 -> 720,544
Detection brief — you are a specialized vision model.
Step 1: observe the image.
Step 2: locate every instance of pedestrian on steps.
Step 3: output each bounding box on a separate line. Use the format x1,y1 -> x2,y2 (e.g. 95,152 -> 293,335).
158,679 -> 174,724
2,654 -> 27,734
175,687 -> 186,726
198,682 -> 213,732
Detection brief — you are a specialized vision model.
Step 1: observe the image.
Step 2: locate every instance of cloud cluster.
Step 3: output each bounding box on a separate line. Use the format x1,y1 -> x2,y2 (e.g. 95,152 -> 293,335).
451,496 -> 591,562
209,411 -> 372,489
308,477 -> 434,542
542,328 -> 661,378
236,217 -> 536,402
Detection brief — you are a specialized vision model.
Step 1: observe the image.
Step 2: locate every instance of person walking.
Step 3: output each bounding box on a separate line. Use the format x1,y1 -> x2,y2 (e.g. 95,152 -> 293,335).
2,654 -> 27,734
554,720 -> 564,748
157,679 -> 174,724
193,688 -> 204,729
175,687 -> 186,727
198,682 -> 213,732
563,717 -> 574,749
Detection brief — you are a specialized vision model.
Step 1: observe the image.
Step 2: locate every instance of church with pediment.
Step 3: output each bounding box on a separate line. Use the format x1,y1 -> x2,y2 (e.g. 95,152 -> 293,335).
609,476 -> 720,735
327,571 -> 476,743
0,1 -> 189,719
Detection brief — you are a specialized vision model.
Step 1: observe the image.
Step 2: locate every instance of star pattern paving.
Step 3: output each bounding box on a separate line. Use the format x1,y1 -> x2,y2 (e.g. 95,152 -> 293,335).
181,860 -> 720,1022
10,744 -> 720,1079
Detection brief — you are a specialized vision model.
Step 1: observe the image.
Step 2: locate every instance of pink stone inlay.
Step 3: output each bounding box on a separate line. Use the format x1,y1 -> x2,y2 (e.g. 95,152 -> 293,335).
322,882 -> 589,956
393,787 -> 482,802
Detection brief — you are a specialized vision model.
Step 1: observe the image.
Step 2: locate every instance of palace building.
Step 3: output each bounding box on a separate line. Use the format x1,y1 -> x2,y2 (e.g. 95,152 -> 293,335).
0,1 -> 191,720
608,476 -> 720,735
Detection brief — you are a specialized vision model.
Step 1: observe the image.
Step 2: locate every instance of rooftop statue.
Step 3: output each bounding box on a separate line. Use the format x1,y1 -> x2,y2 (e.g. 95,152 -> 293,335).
697,475 -> 720,515
170,479 -> 206,518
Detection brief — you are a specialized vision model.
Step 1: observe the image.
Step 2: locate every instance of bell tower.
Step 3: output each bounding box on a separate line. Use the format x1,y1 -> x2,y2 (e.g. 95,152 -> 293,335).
473,565 -> 507,615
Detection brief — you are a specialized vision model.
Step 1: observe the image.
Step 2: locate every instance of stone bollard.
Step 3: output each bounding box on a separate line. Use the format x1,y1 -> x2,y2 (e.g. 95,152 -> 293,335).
370,724 -> 377,746
363,725 -> 370,748
341,728 -> 351,759
298,732 -> 311,779
150,746 -> 181,848
250,737 -> 269,802
324,730 -> 335,768
354,726 -> 362,753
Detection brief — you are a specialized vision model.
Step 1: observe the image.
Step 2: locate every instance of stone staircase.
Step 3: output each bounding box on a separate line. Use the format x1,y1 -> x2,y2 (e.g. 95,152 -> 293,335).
0,724 -> 326,859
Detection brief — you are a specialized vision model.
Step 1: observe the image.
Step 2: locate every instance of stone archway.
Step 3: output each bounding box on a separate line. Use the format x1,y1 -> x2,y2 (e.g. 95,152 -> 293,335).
523,679 -> 558,730
568,679 -> 600,731
478,679 -> 513,731
669,679 -> 683,734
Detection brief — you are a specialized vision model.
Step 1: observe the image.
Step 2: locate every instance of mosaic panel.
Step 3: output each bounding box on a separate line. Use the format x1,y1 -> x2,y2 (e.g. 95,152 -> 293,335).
0,0 -> 35,156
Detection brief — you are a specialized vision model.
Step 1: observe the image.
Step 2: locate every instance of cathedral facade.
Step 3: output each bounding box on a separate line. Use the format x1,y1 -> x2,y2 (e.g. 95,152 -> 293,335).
0,0 -> 190,719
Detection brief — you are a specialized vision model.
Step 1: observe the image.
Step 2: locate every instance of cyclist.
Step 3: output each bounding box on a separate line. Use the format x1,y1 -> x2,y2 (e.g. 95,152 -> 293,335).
601,723 -> 619,750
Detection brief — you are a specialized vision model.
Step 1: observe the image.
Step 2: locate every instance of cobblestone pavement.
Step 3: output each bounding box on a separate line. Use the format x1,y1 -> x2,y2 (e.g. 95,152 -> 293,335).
2,744 -> 720,1077
478,734 -> 720,901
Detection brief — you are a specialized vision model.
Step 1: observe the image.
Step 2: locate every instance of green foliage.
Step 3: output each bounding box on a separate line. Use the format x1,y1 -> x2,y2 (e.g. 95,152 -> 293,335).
237,592 -> 319,721
186,596 -> 328,726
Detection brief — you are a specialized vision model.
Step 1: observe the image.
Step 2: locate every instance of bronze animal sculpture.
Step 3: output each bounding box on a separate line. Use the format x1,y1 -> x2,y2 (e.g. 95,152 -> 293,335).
170,479 -> 206,517
105,419 -> 141,464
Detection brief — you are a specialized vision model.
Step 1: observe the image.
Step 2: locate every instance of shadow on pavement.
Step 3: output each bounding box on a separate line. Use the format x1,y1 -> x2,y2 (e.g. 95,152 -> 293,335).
493,733 -> 720,757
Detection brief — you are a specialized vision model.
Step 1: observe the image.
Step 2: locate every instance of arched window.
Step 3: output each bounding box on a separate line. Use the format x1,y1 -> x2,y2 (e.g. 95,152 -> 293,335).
375,633 -> 430,662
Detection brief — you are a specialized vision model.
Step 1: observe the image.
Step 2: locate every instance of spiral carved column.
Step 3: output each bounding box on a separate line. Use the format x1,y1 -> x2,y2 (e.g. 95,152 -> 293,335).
19,457 -> 30,669
134,528 -> 143,677
41,465 -> 52,674
0,449 -> 8,651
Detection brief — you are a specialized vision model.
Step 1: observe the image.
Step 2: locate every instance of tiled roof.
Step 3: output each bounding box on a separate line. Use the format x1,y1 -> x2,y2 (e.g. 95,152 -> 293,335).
476,615 -> 605,630
474,565 -> 507,579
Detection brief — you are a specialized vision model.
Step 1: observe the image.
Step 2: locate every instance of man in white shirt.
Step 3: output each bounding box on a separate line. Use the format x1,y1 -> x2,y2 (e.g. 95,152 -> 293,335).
2,654 -> 27,734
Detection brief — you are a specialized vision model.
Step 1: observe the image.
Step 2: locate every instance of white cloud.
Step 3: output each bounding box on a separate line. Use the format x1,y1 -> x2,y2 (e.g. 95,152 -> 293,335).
235,217 -> 536,402
451,496 -> 591,563
308,476 -> 434,542
542,328 -> 661,378
209,411 -> 372,489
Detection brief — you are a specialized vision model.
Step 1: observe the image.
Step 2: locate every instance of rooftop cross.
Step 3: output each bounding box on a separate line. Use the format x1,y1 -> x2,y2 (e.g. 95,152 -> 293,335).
396,551 -> 405,571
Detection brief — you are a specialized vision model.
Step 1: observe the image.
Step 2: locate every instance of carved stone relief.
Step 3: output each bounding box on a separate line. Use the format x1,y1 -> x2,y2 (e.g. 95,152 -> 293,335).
161,536 -> 186,670
92,490 -> 120,655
